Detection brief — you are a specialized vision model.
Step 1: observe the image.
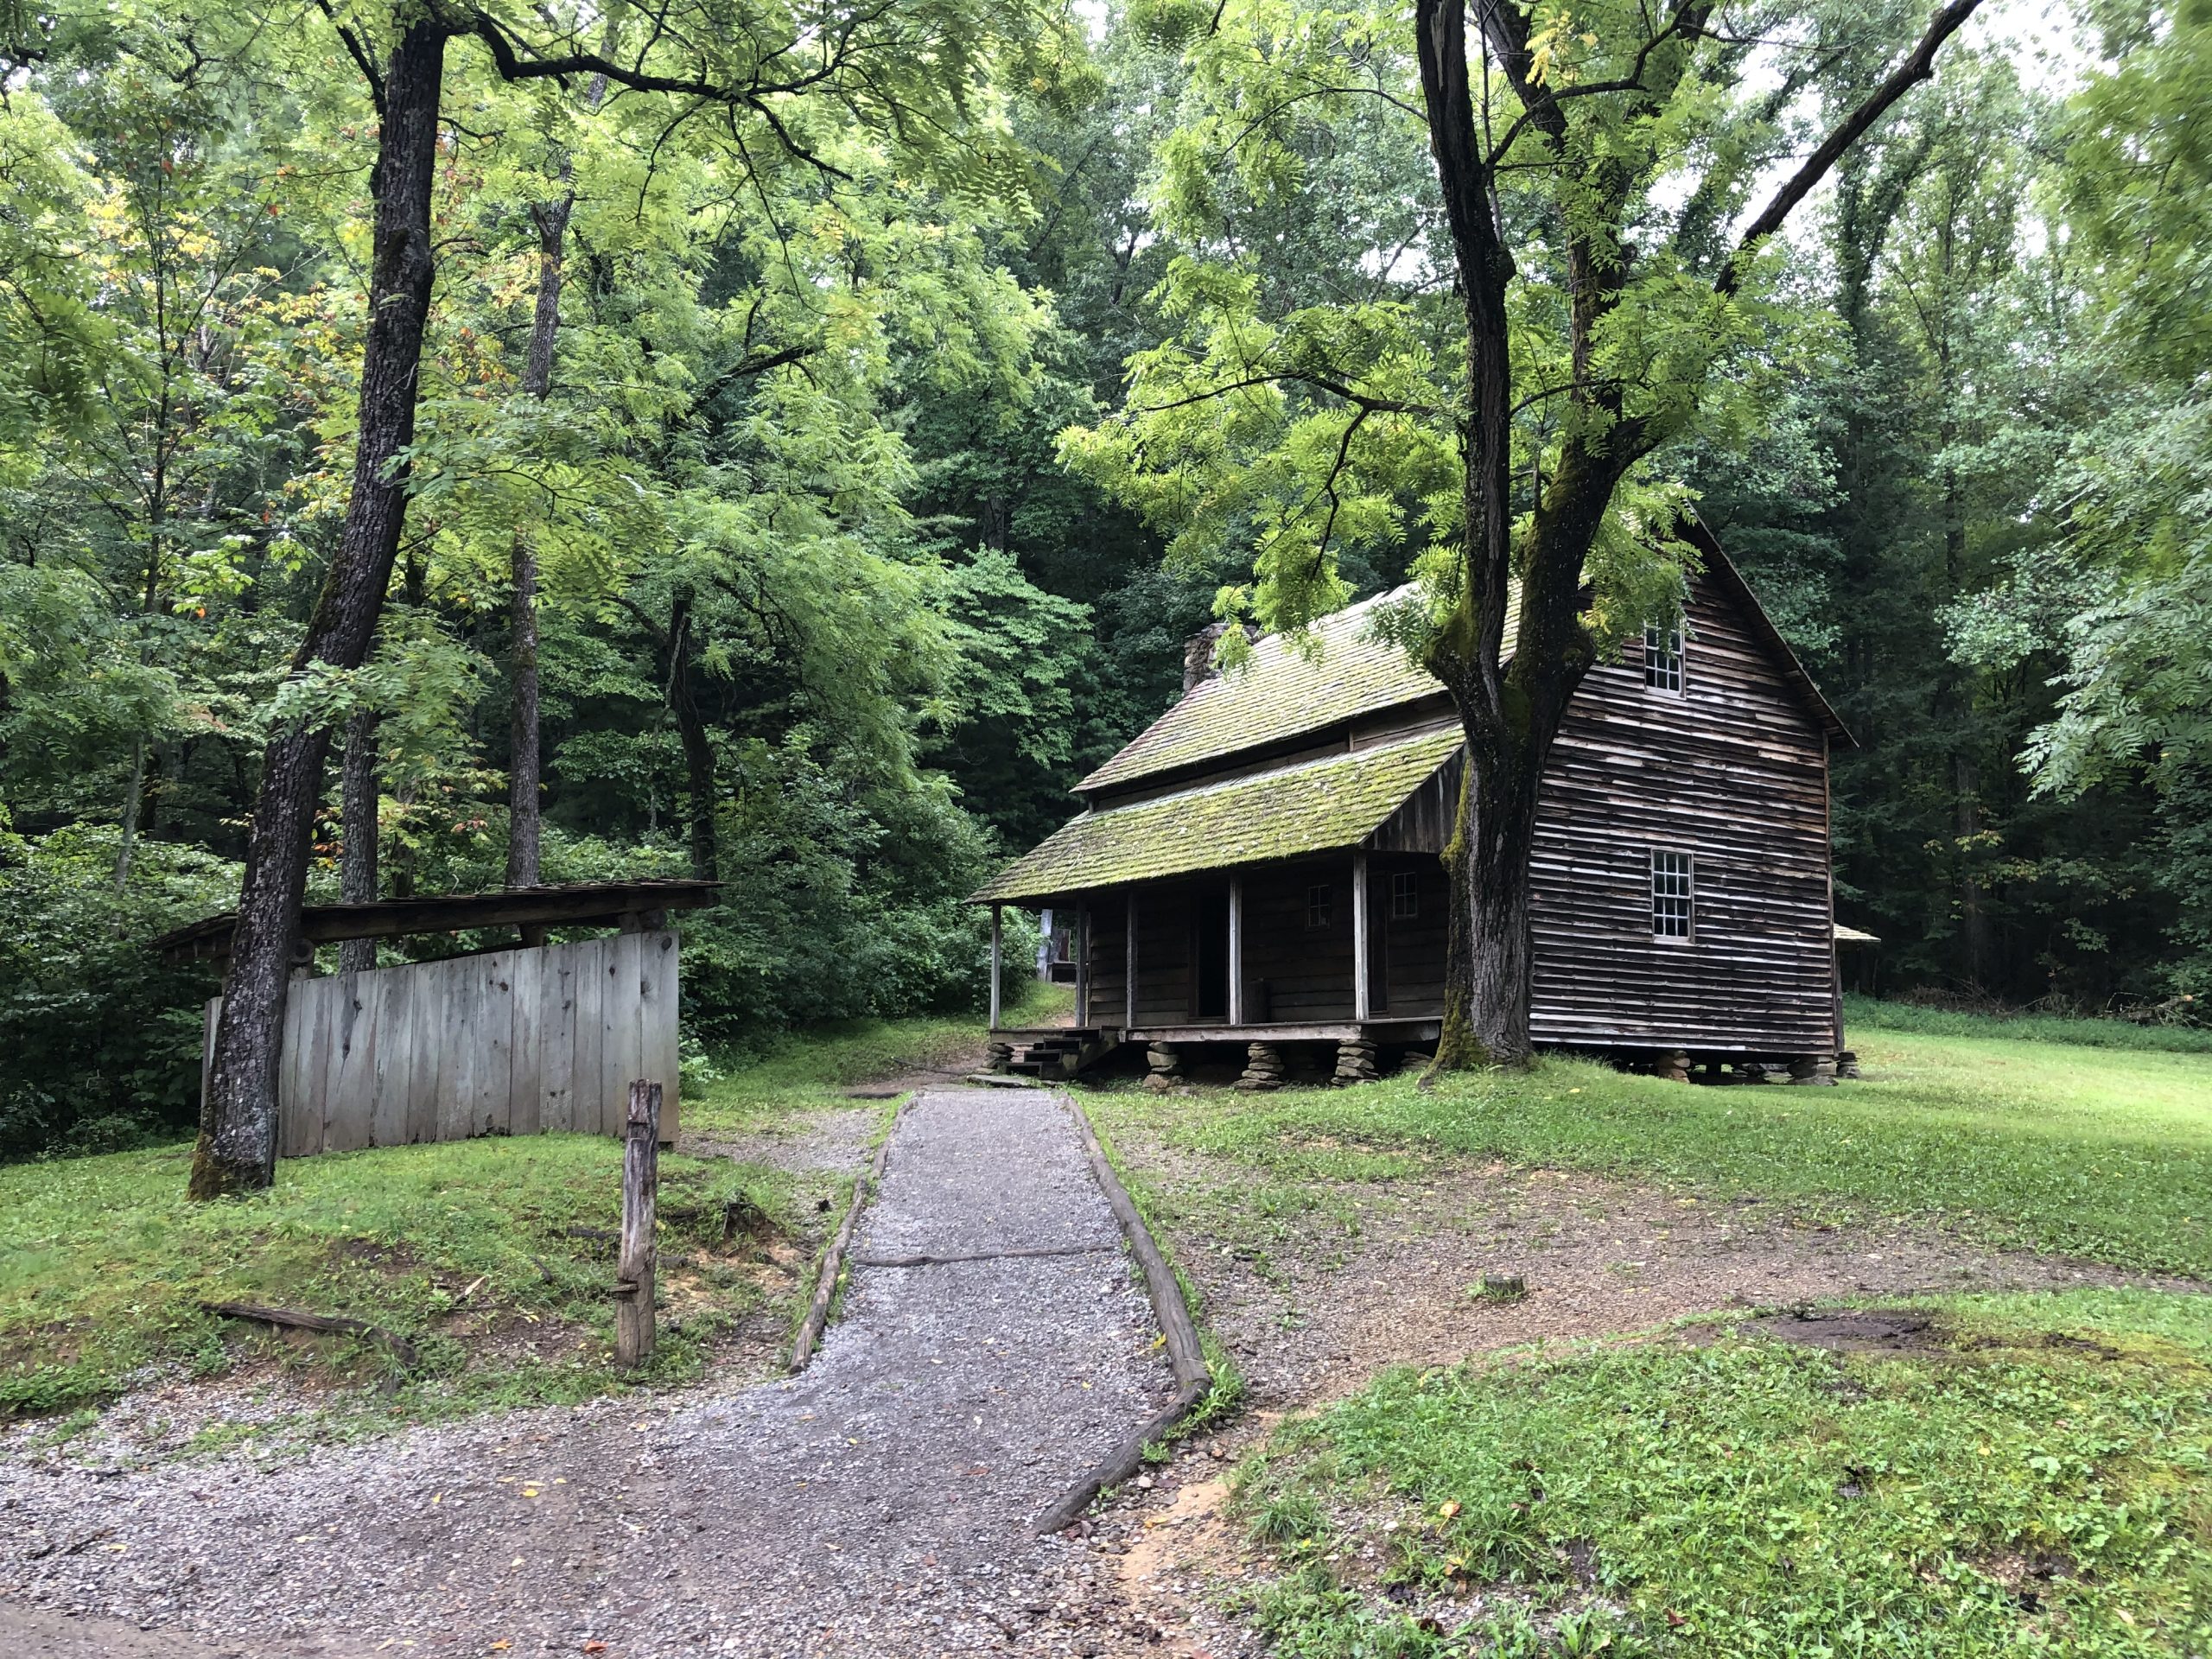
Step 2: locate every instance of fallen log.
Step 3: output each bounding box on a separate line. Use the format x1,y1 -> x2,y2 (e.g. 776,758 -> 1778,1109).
200,1300 -> 420,1370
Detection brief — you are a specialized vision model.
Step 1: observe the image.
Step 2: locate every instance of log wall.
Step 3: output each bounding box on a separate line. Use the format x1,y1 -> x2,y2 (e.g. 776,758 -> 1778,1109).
201,930 -> 682,1157
1240,859 -> 1354,1022
1527,569 -> 1836,1052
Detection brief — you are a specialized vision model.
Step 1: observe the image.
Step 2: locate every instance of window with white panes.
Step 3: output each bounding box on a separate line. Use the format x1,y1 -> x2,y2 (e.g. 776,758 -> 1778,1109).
1650,850 -> 1694,938
1306,884 -> 1332,930
1390,870 -> 1420,919
1644,624 -> 1684,693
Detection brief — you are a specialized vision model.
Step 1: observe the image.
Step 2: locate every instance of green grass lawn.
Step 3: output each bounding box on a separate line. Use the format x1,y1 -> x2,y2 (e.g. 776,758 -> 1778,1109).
1236,1290 -> 2212,1656
1095,1002 -> 2212,1280
0,1135 -> 805,1427
0,1000 -> 1025,1430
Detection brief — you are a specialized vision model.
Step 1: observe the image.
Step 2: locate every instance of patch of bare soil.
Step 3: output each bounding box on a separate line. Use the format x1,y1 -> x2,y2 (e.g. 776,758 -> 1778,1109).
679,1102 -> 882,1172
1073,1129 -> 2202,1658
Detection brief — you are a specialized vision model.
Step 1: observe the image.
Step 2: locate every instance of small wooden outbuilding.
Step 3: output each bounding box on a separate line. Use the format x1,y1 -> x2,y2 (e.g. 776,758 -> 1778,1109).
159,880 -> 715,1156
976,525 -> 1856,1081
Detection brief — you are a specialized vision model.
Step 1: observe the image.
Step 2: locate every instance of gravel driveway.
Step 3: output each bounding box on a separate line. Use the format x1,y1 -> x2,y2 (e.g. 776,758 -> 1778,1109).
1,1088 -> 1175,1657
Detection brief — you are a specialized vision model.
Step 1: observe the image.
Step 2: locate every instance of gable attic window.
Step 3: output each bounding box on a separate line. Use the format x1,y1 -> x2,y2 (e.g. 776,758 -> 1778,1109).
1644,624 -> 1684,693
1306,884 -> 1333,930
1390,870 -> 1419,919
1651,850 -> 1694,939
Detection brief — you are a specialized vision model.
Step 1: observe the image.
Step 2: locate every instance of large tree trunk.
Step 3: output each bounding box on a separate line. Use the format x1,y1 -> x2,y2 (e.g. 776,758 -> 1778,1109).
1415,0 -> 1591,1068
505,194 -> 571,910
338,709 -> 379,976
190,22 -> 447,1199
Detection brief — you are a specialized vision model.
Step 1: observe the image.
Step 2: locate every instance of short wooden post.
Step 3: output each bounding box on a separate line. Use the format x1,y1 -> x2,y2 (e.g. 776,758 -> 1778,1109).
1073,904 -> 1090,1026
1226,875 -> 1244,1027
988,903 -> 1002,1030
1352,852 -> 1371,1022
615,1078 -> 660,1370
1124,890 -> 1138,1029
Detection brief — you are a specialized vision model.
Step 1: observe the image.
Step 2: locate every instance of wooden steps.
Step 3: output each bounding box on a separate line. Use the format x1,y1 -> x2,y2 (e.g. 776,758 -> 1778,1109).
1006,1032 -> 1116,1081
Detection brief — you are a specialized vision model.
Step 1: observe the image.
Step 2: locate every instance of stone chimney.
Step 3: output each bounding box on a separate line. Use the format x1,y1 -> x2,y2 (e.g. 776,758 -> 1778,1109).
1181,622 -> 1261,694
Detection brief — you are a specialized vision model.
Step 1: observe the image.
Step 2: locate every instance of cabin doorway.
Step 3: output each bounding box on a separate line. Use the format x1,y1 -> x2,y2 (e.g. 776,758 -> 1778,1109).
1192,892 -> 1230,1020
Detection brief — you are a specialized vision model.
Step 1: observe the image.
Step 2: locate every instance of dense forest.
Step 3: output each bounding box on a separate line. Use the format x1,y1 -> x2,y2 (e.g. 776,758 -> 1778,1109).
2,0 -> 2205,1154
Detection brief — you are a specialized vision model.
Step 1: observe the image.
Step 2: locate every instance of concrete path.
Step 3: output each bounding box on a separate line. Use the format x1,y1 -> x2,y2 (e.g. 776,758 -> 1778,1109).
0,1089 -> 1175,1657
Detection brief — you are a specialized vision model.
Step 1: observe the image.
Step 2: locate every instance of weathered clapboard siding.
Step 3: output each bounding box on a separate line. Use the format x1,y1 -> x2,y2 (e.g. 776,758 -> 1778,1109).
201,931 -> 682,1158
1132,884 -> 1198,1023
1376,857 -> 1449,1016
1089,899 -> 1128,1020
1241,860 -> 1354,1021
1527,569 -> 1834,1052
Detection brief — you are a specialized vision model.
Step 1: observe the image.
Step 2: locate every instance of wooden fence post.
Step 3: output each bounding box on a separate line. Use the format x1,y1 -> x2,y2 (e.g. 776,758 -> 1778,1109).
615,1078 -> 660,1370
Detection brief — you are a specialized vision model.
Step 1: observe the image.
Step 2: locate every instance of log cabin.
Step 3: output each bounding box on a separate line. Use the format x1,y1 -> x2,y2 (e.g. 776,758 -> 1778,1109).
974,524 -> 1856,1085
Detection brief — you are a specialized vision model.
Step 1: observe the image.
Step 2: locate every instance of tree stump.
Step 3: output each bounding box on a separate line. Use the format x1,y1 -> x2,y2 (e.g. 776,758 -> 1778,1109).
615,1079 -> 661,1370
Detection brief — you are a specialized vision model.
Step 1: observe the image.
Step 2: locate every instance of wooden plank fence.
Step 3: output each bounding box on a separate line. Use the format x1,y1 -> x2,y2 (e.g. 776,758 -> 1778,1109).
201,931 -> 681,1157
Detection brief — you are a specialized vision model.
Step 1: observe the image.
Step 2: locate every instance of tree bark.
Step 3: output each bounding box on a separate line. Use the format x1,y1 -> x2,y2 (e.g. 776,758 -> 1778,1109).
113,741 -> 145,893
338,709 -> 379,976
504,194 -> 571,915
190,20 -> 447,1199
664,595 -> 718,882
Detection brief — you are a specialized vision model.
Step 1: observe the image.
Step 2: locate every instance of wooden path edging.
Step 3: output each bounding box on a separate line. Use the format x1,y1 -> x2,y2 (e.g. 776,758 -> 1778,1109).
789,1097 -> 904,1370
1035,1094 -> 1213,1537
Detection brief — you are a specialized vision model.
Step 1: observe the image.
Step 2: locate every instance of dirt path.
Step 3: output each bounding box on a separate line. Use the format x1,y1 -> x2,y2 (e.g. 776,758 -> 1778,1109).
0,1089 -> 1174,1658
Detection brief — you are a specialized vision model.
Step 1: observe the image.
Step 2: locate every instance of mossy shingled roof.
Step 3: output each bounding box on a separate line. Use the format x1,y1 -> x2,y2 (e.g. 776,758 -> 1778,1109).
975,726 -> 1463,903
1078,589 -> 1457,791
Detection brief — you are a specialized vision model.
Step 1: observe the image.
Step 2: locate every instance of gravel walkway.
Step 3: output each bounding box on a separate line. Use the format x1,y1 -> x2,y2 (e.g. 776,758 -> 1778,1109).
1,1089 -> 1174,1657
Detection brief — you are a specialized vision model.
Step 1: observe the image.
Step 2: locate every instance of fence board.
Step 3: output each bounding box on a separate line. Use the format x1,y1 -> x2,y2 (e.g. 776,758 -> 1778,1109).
368,966 -> 410,1147
507,947 -> 543,1139
543,940 -> 578,1134
197,931 -> 681,1160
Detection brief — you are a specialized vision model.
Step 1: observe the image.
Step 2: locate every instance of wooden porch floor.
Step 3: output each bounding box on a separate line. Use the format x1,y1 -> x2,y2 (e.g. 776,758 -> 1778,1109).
989,1017 -> 1442,1045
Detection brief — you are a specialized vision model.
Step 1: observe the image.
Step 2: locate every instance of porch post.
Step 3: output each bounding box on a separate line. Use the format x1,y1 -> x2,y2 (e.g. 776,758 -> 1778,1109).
988,903 -> 1002,1030
1227,874 -> 1244,1027
1124,890 -> 1138,1028
1352,852 -> 1371,1022
1074,904 -> 1090,1027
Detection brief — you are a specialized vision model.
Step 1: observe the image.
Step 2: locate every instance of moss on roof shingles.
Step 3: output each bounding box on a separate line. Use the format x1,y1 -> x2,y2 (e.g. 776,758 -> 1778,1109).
1078,591 -> 1447,791
976,727 -> 1463,904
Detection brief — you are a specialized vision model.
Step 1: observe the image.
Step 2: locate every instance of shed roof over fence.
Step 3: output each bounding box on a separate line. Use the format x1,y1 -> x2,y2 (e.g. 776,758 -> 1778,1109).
977,727 -> 1463,904
154,878 -> 719,963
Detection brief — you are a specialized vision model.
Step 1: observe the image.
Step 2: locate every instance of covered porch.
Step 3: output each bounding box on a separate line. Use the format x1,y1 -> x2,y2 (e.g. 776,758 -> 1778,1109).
973,724 -> 1463,1080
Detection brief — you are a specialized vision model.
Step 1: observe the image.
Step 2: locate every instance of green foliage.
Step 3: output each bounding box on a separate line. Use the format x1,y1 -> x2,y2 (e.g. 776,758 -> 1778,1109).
1061,0 -> 1821,652
1236,1291 -> 2212,1656
0,818 -> 233,1158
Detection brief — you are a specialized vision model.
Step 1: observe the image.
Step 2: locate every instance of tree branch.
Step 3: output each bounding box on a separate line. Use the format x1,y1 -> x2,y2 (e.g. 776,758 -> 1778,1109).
1719,0 -> 1986,297
312,0 -> 386,114
462,11 -> 855,180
